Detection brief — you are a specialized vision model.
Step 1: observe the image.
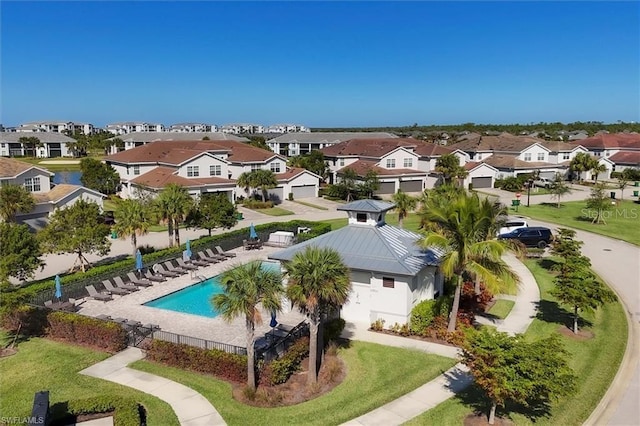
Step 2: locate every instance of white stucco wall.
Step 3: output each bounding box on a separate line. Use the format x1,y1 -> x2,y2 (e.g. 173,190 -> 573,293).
16,169 -> 52,194
177,155 -> 229,179
379,149 -> 419,170
519,145 -> 549,162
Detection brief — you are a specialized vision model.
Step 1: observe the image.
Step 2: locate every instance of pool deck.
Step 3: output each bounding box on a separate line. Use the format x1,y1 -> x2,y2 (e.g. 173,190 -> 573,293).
77,245 -> 306,347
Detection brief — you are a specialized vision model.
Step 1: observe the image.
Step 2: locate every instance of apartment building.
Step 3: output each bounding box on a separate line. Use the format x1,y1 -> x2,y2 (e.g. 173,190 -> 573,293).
105,122 -> 165,135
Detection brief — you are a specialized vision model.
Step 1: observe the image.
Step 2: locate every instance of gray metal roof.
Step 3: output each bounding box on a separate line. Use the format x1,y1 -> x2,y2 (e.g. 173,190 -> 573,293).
269,224 -> 441,276
108,132 -> 248,142
0,132 -> 75,142
337,199 -> 396,213
267,132 -> 397,143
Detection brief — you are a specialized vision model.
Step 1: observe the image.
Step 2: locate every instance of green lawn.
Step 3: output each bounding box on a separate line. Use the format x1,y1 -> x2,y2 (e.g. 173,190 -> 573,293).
131,341 -> 455,426
258,207 -> 295,216
407,259 -> 627,425
103,199 -> 119,212
293,200 -> 329,210
0,335 -> 179,424
487,299 -> 515,319
519,199 -> 640,246
16,157 -> 82,172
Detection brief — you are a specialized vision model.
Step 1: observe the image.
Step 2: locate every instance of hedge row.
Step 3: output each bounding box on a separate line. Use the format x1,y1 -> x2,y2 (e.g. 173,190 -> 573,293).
0,219 -> 331,313
50,396 -> 141,426
260,336 -> 310,386
145,340 -> 248,383
47,311 -> 128,352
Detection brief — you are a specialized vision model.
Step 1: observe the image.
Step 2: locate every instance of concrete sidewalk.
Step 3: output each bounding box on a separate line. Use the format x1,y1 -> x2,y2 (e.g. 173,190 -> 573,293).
80,348 -> 226,426
341,253 -> 539,426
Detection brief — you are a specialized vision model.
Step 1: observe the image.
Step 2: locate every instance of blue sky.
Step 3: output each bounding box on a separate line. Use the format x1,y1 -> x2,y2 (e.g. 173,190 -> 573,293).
1,1 -> 638,127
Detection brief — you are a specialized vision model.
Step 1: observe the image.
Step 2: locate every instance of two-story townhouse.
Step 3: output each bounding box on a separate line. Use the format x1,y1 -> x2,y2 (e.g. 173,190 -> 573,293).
571,133 -> 640,178
267,132 -> 398,157
0,157 -> 105,228
105,132 -> 248,153
0,132 -> 74,158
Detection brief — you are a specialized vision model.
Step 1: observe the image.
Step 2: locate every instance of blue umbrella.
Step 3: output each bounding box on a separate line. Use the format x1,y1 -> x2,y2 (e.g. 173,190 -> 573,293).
54,275 -> 62,301
249,223 -> 258,240
135,249 -> 143,273
270,311 -> 278,328
185,239 -> 192,258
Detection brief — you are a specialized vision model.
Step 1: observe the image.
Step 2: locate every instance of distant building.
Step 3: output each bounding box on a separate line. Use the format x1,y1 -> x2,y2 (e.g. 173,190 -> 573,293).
220,123 -> 265,134
105,122 -> 165,135
266,124 -> 310,134
267,132 -> 398,157
0,132 -> 74,158
169,123 -> 218,133
106,131 -> 248,153
17,121 -> 95,135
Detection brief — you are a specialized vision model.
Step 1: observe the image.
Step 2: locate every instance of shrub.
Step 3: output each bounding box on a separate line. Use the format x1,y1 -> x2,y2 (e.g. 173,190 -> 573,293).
409,297 -> 451,335
288,192 -> 294,201
323,318 -> 346,344
146,340 -> 247,383
459,281 -> 493,314
47,312 -> 128,352
260,336 -> 310,386
370,318 -> 385,331
50,396 -> 141,426
242,199 -> 274,209
319,356 -> 343,383
0,305 -> 48,336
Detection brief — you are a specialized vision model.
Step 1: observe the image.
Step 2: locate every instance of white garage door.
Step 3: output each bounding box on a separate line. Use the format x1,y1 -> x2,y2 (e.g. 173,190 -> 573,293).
267,187 -> 284,203
291,185 -> 316,199
471,177 -> 492,188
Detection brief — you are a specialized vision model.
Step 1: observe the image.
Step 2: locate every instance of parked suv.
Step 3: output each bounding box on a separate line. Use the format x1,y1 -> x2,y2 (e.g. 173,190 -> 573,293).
498,226 -> 553,248
497,218 -> 528,236
533,177 -> 553,188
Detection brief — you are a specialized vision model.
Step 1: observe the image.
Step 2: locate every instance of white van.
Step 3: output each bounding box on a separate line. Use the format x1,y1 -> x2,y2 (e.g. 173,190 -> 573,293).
497,219 -> 529,236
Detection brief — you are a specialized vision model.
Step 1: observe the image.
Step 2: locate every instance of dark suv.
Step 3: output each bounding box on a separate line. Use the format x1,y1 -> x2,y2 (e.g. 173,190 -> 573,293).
498,226 -> 553,248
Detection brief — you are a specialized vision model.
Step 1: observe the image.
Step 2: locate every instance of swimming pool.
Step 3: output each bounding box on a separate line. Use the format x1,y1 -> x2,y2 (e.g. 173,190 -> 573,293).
144,261 -> 281,318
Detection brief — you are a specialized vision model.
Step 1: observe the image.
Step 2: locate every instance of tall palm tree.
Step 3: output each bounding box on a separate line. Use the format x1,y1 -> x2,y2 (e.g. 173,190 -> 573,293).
156,184 -> 193,246
153,191 -> 174,247
419,192 -> 517,332
590,163 -> 607,183
284,246 -> 350,384
237,172 -> 253,200
0,184 -> 35,222
252,169 -> 278,202
392,190 -> 417,228
212,261 -> 284,391
113,198 -> 150,258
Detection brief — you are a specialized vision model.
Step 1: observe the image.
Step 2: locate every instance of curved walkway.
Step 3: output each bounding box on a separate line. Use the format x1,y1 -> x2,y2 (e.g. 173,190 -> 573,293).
342,252 -> 540,425
79,348 -> 226,426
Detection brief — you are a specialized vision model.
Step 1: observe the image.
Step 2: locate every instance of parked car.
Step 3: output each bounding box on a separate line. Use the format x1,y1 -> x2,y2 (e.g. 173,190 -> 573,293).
497,219 -> 528,236
533,177 -> 553,188
498,226 -> 553,248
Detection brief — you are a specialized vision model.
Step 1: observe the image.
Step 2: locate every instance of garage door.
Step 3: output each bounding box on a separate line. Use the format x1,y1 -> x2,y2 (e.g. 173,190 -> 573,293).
374,182 -> 396,195
471,177 -> 492,188
399,180 -> 423,192
539,171 -> 557,179
291,185 -> 316,199
267,187 -> 284,203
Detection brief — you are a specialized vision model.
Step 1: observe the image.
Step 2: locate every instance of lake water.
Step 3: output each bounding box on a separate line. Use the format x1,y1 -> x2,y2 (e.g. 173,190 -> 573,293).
53,171 -> 83,186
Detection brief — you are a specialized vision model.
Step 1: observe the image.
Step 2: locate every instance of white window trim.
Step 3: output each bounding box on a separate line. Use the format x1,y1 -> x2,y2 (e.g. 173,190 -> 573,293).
187,165 -> 200,177
386,159 -> 396,168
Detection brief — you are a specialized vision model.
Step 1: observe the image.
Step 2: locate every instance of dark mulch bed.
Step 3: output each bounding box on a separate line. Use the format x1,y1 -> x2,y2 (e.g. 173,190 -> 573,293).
233,354 -> 346,407
368,328 -> 458,347
464,413 -> 514,426
557,326 -> 595,340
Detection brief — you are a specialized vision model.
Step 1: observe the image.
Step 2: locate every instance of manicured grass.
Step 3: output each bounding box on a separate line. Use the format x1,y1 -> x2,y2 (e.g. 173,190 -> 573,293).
15,157 -> 82,172
407,258 -> 627,425
131,341 -> 456,425
293,200 -> 328,210
487,299 -> 515,319
103,199 -> 119,212
519,199 -> 640,246
0,334 -> 179,424
258,207 -> 295,216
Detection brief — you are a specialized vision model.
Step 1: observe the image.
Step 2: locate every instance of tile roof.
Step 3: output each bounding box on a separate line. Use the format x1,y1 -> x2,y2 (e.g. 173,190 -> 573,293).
275,167 -> 319,182
538,141 -> 585,152
321,138 -> 452,158
337,159 -> 426,177
571,133 -> 640,149
32,184 -> 104,203
268,132 -> 397,143
608,151 -> 640,165
104,140 -> 280,165
130,166 -> 234,189
448,133 -> 545,153
483,155 -> 565,170
269,223 -> 440,276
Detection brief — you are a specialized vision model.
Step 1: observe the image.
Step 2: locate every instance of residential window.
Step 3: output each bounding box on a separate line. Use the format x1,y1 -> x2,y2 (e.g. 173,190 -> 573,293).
356,213 -> 367,223
524,153 -> 532,161
562,153 -> 570,160
339,159 -> 345,167
133,165 -> 140,175
270,162 -> 281,173
209,165 -> 221,176
383,277 -> 395,288
386,159 -> 396,168
251,164 -> 262,172
537,153 -> 545,161
403,158 -> 413,168
24,177 -> 41,192
187,166 -> 199,177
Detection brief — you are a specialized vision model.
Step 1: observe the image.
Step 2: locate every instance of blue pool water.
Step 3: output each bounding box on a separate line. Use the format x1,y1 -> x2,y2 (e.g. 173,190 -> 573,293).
144,261 -> 281,318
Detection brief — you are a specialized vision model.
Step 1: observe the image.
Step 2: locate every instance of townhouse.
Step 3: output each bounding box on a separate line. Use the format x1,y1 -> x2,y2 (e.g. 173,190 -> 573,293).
267,132 -> 398,157
104,140 -> 320,202
106,131 -> 248,153
0,132 -> 75,158
572,133 -> 640,174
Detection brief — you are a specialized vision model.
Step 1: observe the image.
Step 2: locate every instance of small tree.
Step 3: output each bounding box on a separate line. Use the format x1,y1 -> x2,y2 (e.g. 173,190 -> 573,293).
80,158 -> 120,195
435,153 -> 468,186
0,184 -> 35,222
462,328 -> 576,424
39,199 -> 111,272
549,173 -> 571,208
0,222 -> 43,285
359,170 -> 380,199
550,228 -> 589,274
585,182 -> 612,224
339,168 -> 359,202
617,175 -> 628,200
392,190 -> 417,228
186,192 -> 237,236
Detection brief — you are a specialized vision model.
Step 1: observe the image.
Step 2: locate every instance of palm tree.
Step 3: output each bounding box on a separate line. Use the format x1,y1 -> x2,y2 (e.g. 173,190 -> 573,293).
284,246 -> 350,384
237,172 -> 253,200
113,198 -> 150,258
212,261 -> 284,391
569,152 -> 597,182
18,136 -> 43,158
156,184 -> 193,246
392,190 -> 417,228
153,191 -> 175,247
252,169 -> 278,202
419,192 -> 517,332
590,163 -> 607,183
0,184 -> 35,222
